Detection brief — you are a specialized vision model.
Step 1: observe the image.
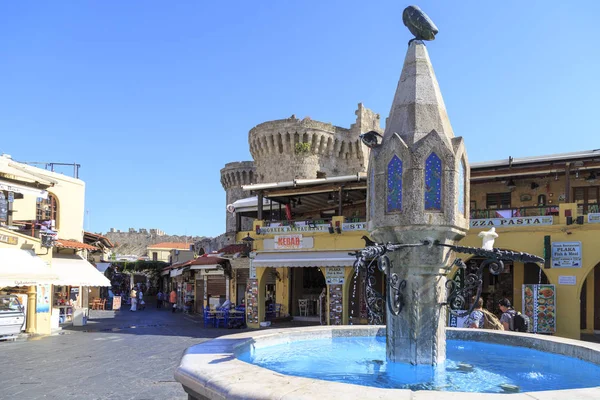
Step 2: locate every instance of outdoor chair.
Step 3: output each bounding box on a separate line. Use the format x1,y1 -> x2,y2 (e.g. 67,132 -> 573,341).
215,309 -> 229,328
203,306 -> 215,328
98,299 -> 106,311
298,299 -> 309,316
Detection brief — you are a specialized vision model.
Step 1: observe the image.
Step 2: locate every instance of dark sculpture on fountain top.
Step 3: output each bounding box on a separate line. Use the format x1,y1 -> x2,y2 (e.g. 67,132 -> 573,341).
402,5 -> 439,46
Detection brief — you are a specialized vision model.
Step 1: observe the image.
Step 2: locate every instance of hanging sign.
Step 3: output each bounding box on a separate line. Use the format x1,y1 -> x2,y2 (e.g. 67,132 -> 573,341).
551,241 -> 582,268
448,268 -> 465,327
325,267 -> 345,285
274,234 -> 303,250
249,260 -> 256,279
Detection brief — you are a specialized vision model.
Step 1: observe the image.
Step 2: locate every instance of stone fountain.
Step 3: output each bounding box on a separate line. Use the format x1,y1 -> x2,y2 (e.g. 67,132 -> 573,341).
174,6 -> 600,399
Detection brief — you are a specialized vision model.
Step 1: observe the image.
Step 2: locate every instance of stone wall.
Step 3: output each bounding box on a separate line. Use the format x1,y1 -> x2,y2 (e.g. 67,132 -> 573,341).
248,103 -> 381,183
104,230 -> 229,258
220,161 -> 256,235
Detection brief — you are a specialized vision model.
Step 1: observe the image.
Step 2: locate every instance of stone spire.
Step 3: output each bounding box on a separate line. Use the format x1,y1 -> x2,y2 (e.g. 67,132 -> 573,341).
384,41 -> 454,146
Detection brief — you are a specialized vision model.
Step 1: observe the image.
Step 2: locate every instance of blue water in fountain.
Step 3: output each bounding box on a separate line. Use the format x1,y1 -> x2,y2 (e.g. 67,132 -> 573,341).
237,337 -> 600,393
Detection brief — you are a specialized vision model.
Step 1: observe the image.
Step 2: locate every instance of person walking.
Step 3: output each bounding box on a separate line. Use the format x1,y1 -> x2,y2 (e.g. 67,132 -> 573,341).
498,298 -> 528,332
169,288 -> 177,313
156,290 -> 163,308
464,297 -> 484,328
130,287 -> 137,312
138,290 -> 145,311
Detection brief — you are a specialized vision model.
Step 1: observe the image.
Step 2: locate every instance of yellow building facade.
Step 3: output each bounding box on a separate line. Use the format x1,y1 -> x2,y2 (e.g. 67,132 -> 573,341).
233,150 -> 600,340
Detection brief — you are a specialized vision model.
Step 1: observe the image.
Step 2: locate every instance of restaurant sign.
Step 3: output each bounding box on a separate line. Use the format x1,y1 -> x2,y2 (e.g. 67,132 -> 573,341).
470,216 -> 553,228
588,213 -> 600,223
325,267 -> 345,285
342,222 -> 367,231
274,234 -> 303,250
0,233 -> 18,245
551,241 -> 582,268
259,224 -> 329,234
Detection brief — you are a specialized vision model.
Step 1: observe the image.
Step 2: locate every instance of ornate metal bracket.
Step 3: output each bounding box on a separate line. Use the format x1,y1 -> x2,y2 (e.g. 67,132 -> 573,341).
436,241 -> 544,318
351,239 -> 544,322
350,242 -> 428,321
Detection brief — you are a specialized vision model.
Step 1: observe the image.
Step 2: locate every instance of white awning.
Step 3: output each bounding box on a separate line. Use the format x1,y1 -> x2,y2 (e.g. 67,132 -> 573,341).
95,263 -> 112,273
228,196 -> 281,213
0,248 -> 59,287
170,268 -> 183,277
0,179 -> 48,199
51,254 -> 111,287
252,251 -> 356,268
189,264 -> 220,270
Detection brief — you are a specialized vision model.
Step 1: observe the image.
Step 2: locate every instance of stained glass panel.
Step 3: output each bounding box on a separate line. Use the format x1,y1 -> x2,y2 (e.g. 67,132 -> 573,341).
387,155 -> 402,212
425,153 -> 442,210
458,159 -> 465,215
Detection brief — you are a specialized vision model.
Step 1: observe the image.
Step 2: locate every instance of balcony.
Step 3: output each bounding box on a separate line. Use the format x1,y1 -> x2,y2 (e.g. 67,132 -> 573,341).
470,206 -> 559,220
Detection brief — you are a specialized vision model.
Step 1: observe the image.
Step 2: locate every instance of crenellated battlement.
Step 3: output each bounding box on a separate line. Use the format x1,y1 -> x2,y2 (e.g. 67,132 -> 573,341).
220,161 -> 256,190
247,104 -> 381,182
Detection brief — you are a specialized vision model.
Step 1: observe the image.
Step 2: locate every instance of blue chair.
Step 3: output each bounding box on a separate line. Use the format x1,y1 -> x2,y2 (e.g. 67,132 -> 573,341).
215,308 -> 229,328
203,306 -> 215,328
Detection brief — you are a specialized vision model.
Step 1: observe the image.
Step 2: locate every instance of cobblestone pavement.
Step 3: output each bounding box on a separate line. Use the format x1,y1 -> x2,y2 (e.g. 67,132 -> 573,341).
0,304 -> 240,400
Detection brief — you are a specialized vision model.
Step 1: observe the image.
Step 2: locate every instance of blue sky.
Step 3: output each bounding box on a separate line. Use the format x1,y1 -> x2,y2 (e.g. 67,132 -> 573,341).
1,1 -> 598,237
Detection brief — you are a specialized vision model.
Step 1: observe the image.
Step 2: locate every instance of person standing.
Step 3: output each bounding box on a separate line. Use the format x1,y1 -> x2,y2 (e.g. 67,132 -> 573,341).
464,297 -> 484,328
130,287 -> 137,312
156,290 -> 163,308
169,288 -> 177,313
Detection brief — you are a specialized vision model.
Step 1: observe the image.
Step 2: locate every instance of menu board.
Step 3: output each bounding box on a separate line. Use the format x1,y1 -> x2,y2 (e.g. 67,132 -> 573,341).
112,296 -> 121,310
522,284 -> 556,334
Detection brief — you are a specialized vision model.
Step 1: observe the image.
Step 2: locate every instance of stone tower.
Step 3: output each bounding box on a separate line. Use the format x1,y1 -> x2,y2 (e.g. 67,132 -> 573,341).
220,161 -> 256,237
248,104 -> 381,183
367,41 -> 469,365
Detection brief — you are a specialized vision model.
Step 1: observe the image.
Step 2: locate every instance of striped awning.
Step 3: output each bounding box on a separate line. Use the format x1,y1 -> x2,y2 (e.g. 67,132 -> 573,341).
252,251 -> 356,268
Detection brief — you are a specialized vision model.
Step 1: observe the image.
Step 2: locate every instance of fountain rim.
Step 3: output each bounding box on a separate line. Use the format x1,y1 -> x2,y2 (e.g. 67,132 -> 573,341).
175,325 -> 600,400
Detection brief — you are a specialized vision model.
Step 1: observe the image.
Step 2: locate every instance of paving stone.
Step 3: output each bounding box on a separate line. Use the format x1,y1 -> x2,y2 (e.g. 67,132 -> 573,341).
0,307 -> 231,400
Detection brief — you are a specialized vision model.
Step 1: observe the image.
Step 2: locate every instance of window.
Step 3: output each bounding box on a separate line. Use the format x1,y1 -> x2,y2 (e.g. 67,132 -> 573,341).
486,192 -> 511,209
36,193 -> 58,226
573,186 -> 599,214
425,153 -> 442,210
386,155 -> 403,212
152,252 -> 158,262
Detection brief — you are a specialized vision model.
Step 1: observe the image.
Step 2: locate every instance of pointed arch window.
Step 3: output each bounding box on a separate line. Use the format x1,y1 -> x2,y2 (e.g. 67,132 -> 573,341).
425,153 -> 442,210
458,159 -> 466,215
387,155 -> 403,212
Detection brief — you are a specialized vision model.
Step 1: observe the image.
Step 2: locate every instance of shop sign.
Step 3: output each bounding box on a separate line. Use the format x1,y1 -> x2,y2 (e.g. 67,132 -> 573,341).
342,222 -> 367,231
274,234 -> 303,250
558,275 -> 576,285
200,268 -> 222,276
36,284 -> 51,313
112,296 -> 122,310
249,260 -> 256,279
588,213 -> 600,223
325,267 -> 345,285
0,233 -> 18,245
259,224 -> 329,234
470,216 -> 553,228
551,241 -> 582,268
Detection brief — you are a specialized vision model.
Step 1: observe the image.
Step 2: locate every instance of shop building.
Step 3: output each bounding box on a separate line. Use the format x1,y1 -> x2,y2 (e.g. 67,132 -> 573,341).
1,154 -> 109,335
230,149 -> 600,339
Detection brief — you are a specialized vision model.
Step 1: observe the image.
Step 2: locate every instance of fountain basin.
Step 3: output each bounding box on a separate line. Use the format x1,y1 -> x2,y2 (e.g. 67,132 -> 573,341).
175,326 -> 600,400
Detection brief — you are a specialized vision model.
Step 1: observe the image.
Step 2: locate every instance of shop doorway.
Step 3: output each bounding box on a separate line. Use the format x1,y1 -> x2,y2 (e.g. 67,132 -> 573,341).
289,267 -> 326,321
580,263 -> 600,331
